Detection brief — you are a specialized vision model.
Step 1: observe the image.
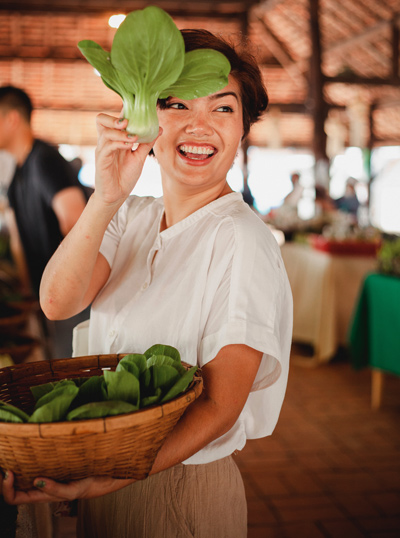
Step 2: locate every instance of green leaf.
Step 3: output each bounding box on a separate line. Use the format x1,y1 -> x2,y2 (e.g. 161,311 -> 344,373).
116,354 -> 147,377
150,364 -> 180,394
29,385 -> 79,423
111,7 -> 185,96
144,344 -> 181,363
139,368 -> 152,393
104,370 -> 140,407
33,380 -> 77,411
140,387 -> 162,408
109,6 -> 185,142
30,382 -> 57,402
0,401 -> 30,423
146,355 -> 186,375
66,400 -> 137,420
160,366 -> 198,403
77,6 -> 231,143
160,49 -> 230,99
77,40 -> 132,101
70,376 -> 107,410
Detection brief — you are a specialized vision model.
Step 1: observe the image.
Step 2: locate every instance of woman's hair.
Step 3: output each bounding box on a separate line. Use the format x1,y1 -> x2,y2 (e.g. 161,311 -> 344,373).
159,29 -> 269,138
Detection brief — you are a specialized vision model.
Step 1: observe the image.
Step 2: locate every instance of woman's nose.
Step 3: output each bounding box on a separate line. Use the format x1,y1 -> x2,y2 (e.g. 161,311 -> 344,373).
185,113 -> 213,137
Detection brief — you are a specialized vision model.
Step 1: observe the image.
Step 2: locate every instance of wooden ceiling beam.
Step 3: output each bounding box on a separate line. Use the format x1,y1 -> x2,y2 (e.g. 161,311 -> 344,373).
326,15 -> 400,55
250,17 -> 307,87
0,1 -> 256,18
324,74 -> 400,86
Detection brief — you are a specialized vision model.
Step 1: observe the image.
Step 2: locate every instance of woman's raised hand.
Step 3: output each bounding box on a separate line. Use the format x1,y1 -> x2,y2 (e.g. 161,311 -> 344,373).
94,114 -> 161,207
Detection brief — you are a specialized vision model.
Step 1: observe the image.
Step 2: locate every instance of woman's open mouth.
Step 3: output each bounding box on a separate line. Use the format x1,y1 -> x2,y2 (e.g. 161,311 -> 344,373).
178,144 -> 216,161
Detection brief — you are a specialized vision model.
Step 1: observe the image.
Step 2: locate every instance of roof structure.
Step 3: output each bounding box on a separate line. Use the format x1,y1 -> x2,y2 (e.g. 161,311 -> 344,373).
0,0 -> 399,158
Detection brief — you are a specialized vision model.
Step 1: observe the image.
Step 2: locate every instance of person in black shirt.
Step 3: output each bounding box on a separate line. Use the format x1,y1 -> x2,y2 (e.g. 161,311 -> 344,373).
0,85 -> 90,358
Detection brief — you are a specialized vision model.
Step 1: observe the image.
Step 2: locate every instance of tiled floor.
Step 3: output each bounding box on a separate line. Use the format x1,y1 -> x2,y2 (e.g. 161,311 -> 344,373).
55,352 -> 400,538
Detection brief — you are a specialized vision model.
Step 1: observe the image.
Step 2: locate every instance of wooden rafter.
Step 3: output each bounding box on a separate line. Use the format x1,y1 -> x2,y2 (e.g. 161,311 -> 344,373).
250,16 -> 307,87
325,15 -> 400,55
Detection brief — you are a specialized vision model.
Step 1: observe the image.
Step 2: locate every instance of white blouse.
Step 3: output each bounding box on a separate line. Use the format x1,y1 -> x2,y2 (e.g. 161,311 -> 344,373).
88,192 -> 293,464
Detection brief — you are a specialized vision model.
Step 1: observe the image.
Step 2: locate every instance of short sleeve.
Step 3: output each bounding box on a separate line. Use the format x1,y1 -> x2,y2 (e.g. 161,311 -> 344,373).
99,195 -> 158,268
199,213 -> 293,439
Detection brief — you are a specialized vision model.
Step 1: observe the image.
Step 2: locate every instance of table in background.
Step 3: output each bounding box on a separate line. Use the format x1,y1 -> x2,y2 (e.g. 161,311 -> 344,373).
349,272 -> 400,409
280,242 -> 377,365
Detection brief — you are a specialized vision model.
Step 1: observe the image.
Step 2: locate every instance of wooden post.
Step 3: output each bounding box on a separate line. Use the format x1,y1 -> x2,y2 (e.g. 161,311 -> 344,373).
242,138 -> 249,189
392,21 -> 399,79
371,369 -> 384,410
309,0 -> 329,177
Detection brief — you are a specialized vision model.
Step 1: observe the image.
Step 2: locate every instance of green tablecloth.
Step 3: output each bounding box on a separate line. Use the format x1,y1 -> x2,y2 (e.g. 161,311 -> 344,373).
349,273 -> 400,375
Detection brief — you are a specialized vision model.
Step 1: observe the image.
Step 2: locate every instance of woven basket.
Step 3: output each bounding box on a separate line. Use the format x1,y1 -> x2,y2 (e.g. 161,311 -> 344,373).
0,354 -> 203,490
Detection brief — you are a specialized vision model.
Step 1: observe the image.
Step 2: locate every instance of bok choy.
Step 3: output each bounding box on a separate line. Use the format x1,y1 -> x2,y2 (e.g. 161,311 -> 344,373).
78,6 -> 231,143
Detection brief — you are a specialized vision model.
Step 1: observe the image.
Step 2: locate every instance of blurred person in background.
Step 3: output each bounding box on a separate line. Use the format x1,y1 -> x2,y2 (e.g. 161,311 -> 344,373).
315,185 -> 336,216
334,177 -> 360,219
283,171 -> 304,210
0,85 -> 90,359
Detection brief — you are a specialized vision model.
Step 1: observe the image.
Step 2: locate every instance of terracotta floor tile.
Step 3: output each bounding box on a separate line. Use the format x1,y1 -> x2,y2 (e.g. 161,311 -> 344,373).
331,493 -> 382,518
278,470 -> 324,494
247,498 -> 279,525
320,519 -> 367,538
249,472 -> 292,496
358,516 -> 400,533
315,470 -> 382,493
270,494 -> 346,523
368,492 -> 400,516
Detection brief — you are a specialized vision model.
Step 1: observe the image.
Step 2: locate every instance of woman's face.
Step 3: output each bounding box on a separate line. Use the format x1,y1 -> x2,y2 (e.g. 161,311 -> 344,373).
153,75 -> 244,194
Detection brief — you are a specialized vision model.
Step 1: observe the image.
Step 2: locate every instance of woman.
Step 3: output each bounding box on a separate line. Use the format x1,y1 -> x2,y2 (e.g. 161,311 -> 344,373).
1,30 -> 292,537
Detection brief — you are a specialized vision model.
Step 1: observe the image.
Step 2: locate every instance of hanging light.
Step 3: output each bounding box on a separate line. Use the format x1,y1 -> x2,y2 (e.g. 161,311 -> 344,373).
108,14 -> 126,28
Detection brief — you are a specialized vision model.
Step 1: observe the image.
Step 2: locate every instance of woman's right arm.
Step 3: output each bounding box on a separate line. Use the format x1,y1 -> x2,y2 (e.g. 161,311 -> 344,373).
39,114 -> 161,320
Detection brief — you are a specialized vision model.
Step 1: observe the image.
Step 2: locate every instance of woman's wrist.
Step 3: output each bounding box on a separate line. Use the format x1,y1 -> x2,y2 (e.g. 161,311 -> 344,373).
88,191 -> 126,223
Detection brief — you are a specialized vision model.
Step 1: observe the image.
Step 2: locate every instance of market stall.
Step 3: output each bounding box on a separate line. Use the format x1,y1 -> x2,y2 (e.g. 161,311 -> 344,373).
349,272 -> 400,409
281,240 -> 378,365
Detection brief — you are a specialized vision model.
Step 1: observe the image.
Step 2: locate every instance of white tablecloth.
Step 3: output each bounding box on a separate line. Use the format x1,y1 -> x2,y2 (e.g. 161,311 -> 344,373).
281,242 -> 377,364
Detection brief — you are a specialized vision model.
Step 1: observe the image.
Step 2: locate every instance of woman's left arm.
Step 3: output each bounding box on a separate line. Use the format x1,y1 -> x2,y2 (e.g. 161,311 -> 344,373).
150,343 -> 262,474
1,344 -> 262,504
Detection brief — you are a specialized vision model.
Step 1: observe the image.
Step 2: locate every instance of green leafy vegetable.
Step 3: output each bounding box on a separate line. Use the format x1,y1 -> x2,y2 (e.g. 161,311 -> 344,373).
146,355 -> 185,375
0,401 -> 30,423
0,344 -> 198,423
116,354 -> 147,377
66,400 -> 137,420
30,382 -> 58,402
161,366 -> 198,403
104,370 -> 140,408
150,364 -> 181,394
33,380 -> 77,411
140,387 -> 162,408
29,384 -> 79,423
145,344 -> 181,363
70,376 -> 107,410
78,6 -> 231,143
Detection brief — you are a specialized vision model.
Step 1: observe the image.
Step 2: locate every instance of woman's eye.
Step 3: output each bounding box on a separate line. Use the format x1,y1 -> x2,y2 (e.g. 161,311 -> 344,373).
168,102 -> 187,110
216,105 -> 234,113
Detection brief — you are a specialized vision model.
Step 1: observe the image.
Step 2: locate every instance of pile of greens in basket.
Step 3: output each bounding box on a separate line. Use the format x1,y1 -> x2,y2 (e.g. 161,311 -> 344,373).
0,345 -> 197,423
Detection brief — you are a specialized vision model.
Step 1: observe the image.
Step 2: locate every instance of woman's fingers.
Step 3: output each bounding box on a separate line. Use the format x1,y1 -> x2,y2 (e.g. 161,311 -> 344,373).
1,471 -> 54,505
96,115 -> 137,148
1,470 -> 87,505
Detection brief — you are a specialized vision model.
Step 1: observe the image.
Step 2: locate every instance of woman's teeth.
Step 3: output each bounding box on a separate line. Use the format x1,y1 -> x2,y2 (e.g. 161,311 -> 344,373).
179,145 -> 215,158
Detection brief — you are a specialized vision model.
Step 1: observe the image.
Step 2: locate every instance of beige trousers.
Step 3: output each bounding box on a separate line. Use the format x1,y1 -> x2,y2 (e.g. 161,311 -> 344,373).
76,456 -> 247,538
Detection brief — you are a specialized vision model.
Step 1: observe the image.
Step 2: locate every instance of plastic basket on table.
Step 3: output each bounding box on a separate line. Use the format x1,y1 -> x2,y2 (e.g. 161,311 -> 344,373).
0,354 -> 203,490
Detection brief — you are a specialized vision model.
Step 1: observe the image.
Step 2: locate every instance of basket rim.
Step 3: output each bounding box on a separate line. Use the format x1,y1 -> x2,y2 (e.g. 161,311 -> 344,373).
0,354 -> 203,438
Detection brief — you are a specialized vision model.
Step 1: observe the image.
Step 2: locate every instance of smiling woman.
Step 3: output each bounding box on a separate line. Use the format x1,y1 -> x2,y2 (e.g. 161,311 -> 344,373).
2,22 -> 293,538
